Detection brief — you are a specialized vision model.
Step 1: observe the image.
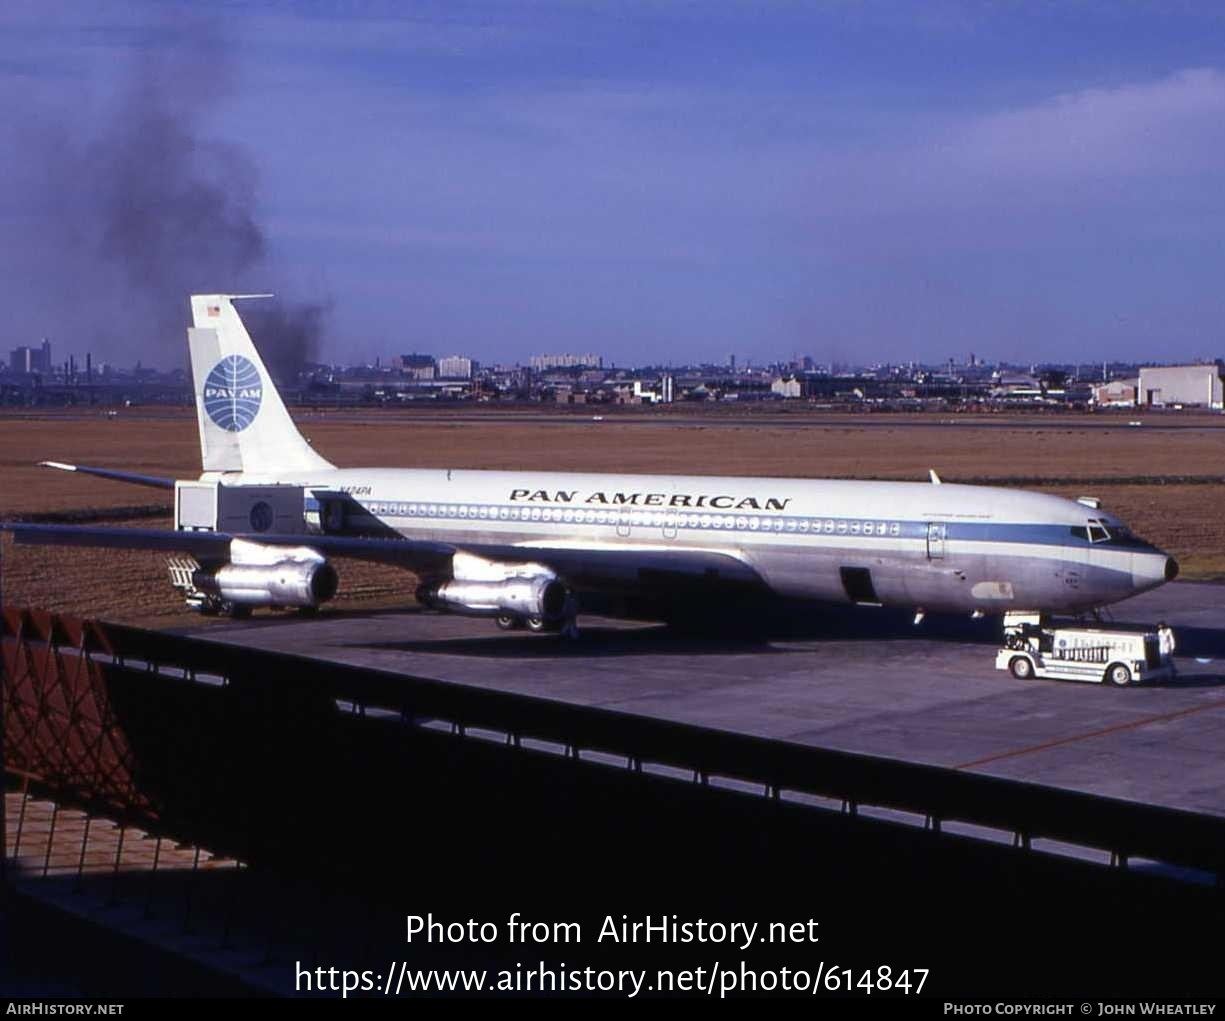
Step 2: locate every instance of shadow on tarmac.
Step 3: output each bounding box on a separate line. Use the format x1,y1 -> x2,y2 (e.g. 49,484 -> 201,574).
352,601 -> 1005,658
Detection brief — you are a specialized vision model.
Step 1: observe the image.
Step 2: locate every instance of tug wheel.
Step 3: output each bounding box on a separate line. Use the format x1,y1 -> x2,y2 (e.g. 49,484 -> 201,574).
1009,656 -> 1035,680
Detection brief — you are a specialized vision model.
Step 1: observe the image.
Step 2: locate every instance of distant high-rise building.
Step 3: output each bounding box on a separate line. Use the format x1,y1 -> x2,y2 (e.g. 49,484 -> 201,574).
9,340 -> 50,373
530,353 -> 602,371
397,353 -> 436,380
437,355 -> 474,379
10,346 -> 33,373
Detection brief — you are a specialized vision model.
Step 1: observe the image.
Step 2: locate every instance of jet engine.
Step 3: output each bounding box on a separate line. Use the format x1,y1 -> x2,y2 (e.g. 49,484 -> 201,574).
171,538 -> 338,614
417,551 -> 570,625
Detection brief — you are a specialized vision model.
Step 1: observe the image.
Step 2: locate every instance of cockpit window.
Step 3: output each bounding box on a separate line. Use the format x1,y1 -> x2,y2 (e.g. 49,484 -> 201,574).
1075,519 -> 1152,549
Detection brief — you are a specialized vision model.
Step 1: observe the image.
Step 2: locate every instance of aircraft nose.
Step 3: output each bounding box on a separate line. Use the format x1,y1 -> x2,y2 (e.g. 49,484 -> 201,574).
1131,551 -> 1177,591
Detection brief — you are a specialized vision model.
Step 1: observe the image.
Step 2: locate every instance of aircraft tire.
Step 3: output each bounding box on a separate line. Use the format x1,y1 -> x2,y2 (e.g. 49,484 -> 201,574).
496,614 -> 522,631
525,615 -> 549,633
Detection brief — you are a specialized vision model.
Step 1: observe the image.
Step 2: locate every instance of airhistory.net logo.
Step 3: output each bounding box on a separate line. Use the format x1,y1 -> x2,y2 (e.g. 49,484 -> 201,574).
203,355 -> 263,432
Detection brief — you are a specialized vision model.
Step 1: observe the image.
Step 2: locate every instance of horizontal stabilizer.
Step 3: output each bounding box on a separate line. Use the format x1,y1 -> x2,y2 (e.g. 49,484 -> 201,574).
39,461 -> 176,490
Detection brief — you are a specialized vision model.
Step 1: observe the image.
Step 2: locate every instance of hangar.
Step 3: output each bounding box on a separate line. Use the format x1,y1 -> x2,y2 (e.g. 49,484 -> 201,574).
1138,364 -> 1224,409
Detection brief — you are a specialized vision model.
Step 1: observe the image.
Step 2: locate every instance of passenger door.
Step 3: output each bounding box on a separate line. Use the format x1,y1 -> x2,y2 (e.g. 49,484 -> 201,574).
926,522 -> 947,560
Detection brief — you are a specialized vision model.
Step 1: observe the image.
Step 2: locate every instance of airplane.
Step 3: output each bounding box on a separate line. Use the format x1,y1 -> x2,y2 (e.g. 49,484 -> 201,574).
3,294 -> 1178,637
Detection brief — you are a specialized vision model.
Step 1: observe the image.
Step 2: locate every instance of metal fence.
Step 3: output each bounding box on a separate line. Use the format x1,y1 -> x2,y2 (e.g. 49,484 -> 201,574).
6,606 -> 1222,883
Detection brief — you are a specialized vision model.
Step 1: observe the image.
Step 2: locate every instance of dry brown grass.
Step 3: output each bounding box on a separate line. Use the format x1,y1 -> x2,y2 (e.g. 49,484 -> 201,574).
2,406 -> 1222,626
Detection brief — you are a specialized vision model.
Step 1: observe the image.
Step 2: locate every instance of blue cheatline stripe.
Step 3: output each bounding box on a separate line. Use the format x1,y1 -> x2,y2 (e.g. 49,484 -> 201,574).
948,522 -> 1089,549
338,500 -> 1139,552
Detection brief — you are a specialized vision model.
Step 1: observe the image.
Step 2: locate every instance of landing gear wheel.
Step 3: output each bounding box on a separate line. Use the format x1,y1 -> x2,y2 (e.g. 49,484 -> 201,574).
525,615 -> 549,634
1105,662 -> 1132,688
496,614 -> 522,631
1009,655 -> 1035,680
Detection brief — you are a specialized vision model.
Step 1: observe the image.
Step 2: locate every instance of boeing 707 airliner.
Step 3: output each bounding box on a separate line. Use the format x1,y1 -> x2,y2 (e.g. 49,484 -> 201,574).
4,294 -> 1178,635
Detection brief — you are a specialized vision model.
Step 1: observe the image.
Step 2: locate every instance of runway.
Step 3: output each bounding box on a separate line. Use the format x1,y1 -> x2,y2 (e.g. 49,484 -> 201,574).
186,580 -> 1225,819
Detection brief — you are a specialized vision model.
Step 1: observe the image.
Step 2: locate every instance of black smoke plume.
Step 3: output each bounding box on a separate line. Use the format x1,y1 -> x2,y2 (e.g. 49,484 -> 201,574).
243,300 -> 332,384
10,18 -> 327,379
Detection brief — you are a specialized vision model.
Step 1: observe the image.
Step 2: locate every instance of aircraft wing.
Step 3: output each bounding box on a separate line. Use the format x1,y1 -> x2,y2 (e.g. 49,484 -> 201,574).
1,523 -> 765,592
38,461 -> 177,490
3,523 -> 455,574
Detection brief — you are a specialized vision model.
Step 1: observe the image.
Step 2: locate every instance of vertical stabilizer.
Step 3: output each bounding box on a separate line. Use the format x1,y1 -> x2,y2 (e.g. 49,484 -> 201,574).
187,295 -> 334,474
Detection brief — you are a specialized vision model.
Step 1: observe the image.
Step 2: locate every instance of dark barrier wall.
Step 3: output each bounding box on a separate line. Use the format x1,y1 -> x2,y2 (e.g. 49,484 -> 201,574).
4,609 -> 1225,996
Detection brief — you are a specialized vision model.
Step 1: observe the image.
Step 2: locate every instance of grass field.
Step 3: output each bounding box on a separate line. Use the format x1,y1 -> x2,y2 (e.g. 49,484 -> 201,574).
2,406 -> 1222,627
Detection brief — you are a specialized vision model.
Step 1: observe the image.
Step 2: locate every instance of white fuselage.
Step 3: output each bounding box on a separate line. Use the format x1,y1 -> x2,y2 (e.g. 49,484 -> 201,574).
220,466 -> 1175,615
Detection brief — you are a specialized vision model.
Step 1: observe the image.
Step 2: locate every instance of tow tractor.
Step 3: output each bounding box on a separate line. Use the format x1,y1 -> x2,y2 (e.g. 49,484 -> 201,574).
996,613 -> 1174,687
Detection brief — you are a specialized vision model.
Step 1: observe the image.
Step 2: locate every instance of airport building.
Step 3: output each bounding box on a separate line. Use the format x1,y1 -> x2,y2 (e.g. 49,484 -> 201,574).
771,376 -> 802,399
1137,364 -> 1224,409
1092,378 -> 1138,407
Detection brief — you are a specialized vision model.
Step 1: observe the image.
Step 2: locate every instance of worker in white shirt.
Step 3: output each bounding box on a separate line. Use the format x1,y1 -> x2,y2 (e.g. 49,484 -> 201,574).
1156,621 -> 1177,674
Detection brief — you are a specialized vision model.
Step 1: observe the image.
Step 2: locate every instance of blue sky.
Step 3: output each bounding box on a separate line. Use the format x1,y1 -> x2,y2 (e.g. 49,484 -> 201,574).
3,1 -> 1225,369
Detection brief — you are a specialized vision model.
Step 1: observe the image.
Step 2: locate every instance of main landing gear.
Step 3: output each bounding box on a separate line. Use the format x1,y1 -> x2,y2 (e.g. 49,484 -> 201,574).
496,612 -> 581,639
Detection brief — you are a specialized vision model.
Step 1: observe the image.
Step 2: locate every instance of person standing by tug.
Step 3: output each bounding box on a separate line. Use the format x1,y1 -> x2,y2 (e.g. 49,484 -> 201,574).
1156,620 -> 1177,676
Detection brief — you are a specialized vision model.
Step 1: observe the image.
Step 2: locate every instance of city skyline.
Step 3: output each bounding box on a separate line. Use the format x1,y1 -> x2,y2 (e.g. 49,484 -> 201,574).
3,3 -> 1225,370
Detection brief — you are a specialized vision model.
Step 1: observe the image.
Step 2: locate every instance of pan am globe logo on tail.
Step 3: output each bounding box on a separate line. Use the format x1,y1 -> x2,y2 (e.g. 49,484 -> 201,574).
203,355 -> 263,432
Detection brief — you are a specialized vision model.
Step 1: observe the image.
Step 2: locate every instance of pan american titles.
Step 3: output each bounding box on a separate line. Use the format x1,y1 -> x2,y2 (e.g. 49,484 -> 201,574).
509,488 -> 792,511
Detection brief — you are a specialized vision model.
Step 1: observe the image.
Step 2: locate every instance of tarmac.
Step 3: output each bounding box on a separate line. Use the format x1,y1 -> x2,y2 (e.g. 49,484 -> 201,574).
188,580 -> 1225,819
